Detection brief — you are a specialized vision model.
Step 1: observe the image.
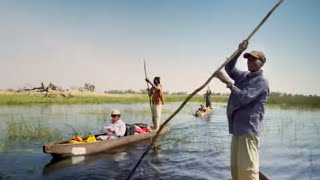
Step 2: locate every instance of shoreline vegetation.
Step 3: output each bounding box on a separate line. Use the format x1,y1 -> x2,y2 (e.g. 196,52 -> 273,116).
0,91 -> 319,108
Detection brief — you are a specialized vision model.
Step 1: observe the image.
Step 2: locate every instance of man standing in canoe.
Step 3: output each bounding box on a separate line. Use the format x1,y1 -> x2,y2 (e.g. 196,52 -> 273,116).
205,86 -> 212,109
97,109 -> 126,141
215,40 -> 269,180
146,77 -> 164,130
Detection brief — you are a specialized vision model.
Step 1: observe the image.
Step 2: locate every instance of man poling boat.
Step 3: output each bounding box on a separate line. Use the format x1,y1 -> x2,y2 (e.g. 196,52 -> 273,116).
126,1 -> 284,179
216,40 -> 269,180
205,86 -> 212,109
194,86 -> 213,117
145,76 -> 164,130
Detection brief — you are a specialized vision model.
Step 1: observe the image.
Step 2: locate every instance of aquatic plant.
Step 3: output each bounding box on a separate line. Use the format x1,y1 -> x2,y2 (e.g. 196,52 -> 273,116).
5,117 -> 62,142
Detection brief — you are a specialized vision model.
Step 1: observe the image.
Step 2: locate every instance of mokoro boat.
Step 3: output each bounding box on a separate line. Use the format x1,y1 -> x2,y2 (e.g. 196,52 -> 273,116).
194,108 -> 212,117
43,125 -> 170,158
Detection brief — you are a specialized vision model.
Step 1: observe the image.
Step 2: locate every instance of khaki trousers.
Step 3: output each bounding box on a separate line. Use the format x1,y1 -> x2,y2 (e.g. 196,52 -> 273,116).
231,134 -> 260,180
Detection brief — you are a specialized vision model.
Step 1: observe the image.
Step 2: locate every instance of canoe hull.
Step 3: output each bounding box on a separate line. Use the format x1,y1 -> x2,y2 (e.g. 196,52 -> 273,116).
195,108 -> 212,117
43,126 -> 170,158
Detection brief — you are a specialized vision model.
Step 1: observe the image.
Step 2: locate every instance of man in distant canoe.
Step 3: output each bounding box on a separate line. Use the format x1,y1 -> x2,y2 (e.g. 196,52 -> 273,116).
197,104 -> 207,113
205,86 -> 212,109
146,76 -> 164,130
97,109 -> 126,141
215,40 -> 270,180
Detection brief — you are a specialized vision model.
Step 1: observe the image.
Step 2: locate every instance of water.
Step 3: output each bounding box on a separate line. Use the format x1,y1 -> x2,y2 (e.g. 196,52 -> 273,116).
0,103 -> 319,180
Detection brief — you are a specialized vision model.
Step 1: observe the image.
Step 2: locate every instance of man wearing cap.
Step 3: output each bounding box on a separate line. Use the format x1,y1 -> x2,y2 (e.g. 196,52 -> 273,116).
215,40 -> 269,180
97,109 -> 126,141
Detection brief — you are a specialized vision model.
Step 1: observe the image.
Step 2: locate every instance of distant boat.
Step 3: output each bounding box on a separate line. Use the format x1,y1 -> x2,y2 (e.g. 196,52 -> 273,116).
194,107 -> 213,117
43,125 -> 170,158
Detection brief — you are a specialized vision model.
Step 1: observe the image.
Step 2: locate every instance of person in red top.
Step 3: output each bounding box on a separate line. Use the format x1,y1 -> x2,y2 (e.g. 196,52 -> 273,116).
146,76 -> 164,130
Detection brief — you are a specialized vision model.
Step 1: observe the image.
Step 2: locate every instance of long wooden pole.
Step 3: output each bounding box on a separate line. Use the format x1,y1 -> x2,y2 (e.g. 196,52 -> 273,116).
144,60 -> 152,112
126,1 -> 284,179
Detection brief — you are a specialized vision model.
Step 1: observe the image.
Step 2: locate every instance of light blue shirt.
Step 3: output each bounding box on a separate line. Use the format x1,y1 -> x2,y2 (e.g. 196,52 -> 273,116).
225,59 -> 269,136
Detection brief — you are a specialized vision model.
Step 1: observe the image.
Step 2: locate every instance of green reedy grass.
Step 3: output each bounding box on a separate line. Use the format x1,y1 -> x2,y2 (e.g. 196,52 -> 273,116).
0,94 -> 228,105
267,95 -> 320,109
0,93 -> 319,108
5,118 -> 62,142
0,94 -> 148,105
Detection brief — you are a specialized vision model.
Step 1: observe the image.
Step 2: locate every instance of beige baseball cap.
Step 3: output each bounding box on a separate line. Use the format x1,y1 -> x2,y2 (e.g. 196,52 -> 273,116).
244,50 -> 266,63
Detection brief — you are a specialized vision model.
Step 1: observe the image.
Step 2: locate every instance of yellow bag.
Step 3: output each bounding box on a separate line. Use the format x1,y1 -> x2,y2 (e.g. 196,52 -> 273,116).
69,140 -> 84,144
69,135 -> 84,144
85,135 -> 97,143
69,135 -> 97,144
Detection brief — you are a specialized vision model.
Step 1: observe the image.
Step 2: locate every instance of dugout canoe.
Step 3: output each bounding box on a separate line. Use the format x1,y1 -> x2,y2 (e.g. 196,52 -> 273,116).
194,108 -> 212,117
43,125 -> 170,158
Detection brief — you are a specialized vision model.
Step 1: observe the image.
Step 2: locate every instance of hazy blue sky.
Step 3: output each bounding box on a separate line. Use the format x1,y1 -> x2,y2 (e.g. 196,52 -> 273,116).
1,0 -> 319,95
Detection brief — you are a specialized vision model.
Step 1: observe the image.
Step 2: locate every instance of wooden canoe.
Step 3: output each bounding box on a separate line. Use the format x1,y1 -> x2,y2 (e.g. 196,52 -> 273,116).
194,108 -> 212,117
43,125 -> 170,158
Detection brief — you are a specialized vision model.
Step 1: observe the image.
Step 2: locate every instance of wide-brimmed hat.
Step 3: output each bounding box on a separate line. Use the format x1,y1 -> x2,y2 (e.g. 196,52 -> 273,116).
111,109 -> 121,116
244,50 -> 266,63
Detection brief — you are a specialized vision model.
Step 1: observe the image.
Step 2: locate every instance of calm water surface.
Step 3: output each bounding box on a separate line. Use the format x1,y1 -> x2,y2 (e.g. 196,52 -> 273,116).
0,103 -> 319,180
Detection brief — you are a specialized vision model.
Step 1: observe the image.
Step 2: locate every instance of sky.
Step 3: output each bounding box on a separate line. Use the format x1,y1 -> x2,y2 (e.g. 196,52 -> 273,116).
0,0 -> 319,95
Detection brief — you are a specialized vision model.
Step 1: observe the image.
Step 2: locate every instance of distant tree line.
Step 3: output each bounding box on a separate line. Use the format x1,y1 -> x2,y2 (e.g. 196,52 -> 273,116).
105,89 -> 139,94
104,89 -> 177,95
269,91 -> 319,97
82,83 -> 95,92
4,83 -> 319,98
6,82 -> 96,93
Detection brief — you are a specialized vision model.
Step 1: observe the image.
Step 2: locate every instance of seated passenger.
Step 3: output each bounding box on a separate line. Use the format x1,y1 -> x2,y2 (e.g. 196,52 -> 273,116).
97,109 -> 126,141
197,104 -> 207,112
